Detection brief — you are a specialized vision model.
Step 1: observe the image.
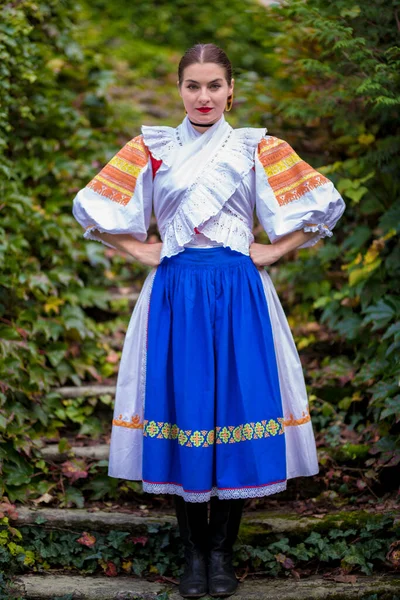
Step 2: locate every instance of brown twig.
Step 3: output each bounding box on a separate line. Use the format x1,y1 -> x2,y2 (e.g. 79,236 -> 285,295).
395,10 -> 400,32
358,470 -> 380,500
158,575 -> 179,585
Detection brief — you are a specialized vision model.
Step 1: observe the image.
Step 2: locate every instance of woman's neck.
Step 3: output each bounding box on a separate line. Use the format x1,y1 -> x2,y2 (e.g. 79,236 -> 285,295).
188,118 -> 215,133
188,114 -> 224,135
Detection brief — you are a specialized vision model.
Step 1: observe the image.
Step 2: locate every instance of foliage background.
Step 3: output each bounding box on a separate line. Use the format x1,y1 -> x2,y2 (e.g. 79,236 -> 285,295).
0,0 -> 399,527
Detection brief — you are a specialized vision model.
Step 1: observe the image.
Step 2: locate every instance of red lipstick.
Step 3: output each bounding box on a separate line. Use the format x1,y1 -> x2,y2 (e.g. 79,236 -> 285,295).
196,107 -> 212,113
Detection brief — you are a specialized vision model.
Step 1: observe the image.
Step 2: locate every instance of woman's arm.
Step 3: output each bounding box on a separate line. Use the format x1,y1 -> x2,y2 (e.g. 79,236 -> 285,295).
249,229 -> 319,267
94,232 -> 162,267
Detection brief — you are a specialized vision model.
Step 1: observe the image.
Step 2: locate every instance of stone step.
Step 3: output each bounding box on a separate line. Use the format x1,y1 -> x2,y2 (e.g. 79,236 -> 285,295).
13,506 -> 175,531
106,290 -> 140,303
106,287 -> 140,303
53,385 -> 116,399
41,443 -> 109,462
12,506 -> 389,541
12,573 -> 400,600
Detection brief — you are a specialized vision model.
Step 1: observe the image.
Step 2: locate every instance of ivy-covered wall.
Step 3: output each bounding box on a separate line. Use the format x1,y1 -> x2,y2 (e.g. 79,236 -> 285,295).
0,1 -> 150,503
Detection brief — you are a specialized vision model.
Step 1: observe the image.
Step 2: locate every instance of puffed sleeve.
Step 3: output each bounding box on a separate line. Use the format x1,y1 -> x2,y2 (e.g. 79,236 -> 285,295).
72,135 -> 153,248
255,136 -> 345,248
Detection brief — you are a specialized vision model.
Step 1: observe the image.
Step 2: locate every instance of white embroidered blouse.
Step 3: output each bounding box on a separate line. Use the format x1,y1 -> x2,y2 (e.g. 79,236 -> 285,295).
72,115 -> 345,259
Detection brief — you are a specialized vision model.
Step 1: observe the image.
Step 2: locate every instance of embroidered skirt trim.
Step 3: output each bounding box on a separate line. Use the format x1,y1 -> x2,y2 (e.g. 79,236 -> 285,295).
142,479 -> 287,502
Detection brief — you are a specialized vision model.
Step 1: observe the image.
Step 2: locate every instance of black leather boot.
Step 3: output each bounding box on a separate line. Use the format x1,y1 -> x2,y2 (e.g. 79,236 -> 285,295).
174,494 -> 209,598
208,496 -> 244,597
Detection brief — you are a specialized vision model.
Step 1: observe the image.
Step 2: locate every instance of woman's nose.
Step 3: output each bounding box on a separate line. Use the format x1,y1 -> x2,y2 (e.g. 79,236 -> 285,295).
199,88 -> 210,102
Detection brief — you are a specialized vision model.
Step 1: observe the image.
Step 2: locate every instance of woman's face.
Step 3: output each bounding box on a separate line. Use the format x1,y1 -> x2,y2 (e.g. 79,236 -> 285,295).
178,63 -> 234,130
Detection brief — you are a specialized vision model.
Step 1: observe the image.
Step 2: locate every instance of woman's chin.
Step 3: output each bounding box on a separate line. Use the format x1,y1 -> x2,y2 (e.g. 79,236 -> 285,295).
188,111 -> 223,124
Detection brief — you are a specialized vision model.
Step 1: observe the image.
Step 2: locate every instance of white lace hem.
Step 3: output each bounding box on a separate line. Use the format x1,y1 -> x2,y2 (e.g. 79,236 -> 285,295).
302,223 -> 333,247
198,207 -> 254,256
83,225 -> 115,246
83,225 -> 147,249
142,480 -> 287,502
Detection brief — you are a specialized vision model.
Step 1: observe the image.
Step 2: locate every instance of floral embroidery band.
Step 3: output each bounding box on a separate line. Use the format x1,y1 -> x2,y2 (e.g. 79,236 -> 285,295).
142,418 -> 284,447
86,135 -> 149,205
112,408 -> 311,434
257,137 -> 330,207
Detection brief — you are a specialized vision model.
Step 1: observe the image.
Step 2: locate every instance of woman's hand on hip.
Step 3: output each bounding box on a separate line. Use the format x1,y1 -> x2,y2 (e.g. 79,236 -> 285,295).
249,242 -> 282,268
133,241 -> 163,267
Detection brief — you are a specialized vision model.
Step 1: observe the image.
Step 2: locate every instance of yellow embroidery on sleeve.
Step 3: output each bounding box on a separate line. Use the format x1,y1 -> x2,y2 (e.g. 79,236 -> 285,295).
258,137 -> 330,207
86,135 -> 149,205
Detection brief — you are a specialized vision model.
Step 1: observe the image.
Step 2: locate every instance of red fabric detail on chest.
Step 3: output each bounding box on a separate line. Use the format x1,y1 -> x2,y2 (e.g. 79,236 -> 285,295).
194,227 -> 201,234
149,152 -> 162,179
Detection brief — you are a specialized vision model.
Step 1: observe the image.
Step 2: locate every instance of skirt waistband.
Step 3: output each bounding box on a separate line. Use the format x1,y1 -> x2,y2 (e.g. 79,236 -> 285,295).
161,247 -> 251,268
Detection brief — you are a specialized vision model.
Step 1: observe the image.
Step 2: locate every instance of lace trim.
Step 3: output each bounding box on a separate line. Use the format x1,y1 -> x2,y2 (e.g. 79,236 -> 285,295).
303,223 -> 333,238
160,128 -> 264,260
142,480 -> 286,502
83,224 -> 147,245
83,225 -> 118,248
175,126 -> 183,147
141,125 -> 178,167
199,207 -> 254,256
84,224 -> 100,238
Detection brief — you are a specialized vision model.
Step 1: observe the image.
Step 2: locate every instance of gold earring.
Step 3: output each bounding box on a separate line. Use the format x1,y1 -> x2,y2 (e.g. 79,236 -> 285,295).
225,93 -> 233,112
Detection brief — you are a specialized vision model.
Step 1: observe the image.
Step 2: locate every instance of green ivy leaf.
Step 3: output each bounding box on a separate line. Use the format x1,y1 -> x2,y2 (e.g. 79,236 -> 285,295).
0,326 -> 21,341
63,487 -> 85,509
380,396 -> 400,422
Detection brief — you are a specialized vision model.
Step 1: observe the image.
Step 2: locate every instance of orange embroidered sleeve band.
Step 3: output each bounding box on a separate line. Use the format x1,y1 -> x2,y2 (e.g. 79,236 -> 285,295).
255,136 -> 346,249
72,135 -> 153,246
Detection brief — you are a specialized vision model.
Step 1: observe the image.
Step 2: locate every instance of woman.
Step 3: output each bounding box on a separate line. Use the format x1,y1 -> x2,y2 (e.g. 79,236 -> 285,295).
73,44 -> 345,598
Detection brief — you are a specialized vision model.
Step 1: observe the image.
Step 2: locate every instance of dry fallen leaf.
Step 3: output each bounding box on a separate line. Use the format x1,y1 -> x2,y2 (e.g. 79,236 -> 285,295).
122,560 -> 133,573
32,493 -> 54,505
105,561 -> 118,577
291,569 -> 301,580
131,535 -> 149,546
386,540 -> 400,569
0,501 -> 19,520
61,459 -> 88,483
77,532 -> 96,548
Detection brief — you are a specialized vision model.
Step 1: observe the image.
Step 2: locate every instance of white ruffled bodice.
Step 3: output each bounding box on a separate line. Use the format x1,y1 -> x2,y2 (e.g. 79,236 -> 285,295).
142,117 -> 265,259
72,115 -> 346,258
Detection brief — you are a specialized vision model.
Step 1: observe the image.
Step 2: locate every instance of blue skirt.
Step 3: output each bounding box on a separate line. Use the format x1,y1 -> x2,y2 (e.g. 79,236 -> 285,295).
142,247 -> 286,502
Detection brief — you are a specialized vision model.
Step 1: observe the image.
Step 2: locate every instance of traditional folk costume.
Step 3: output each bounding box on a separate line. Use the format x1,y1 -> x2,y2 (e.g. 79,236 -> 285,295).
73,115 -> 345,503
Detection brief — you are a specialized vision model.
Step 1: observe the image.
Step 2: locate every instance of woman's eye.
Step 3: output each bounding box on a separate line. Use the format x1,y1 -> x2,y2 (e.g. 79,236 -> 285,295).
186,84 -> 221,90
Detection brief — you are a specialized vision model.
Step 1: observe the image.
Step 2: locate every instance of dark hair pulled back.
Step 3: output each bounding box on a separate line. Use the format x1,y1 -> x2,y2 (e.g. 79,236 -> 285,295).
178,43 -> 232,86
